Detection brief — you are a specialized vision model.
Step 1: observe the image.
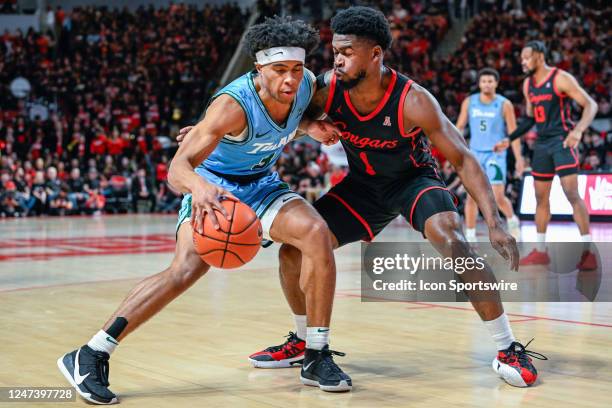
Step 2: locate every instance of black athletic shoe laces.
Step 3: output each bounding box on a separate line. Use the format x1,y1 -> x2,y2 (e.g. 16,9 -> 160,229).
93,352 -> 111,387
319,348 -> 346,374
507,339 -> 548,364
264,331 -> 302,353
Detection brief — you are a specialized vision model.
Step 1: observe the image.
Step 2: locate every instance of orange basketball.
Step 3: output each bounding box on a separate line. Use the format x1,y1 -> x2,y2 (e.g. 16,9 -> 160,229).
192,199 -> 263,269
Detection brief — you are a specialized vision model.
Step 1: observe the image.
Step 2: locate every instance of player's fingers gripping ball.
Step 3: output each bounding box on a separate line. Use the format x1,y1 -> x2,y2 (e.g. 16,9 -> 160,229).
192,198 -> 263,268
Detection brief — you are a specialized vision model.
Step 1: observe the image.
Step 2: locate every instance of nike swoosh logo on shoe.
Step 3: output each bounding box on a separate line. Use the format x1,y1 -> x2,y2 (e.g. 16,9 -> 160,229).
303,360 -> 315,371
74,349 -> 90,385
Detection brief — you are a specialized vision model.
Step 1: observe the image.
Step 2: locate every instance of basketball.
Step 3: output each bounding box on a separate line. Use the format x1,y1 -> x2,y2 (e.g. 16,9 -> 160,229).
192,199 -> 263,269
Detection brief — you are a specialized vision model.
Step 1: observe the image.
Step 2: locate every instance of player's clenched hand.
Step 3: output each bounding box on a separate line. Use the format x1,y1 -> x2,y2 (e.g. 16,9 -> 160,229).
489,225 -> 519,271
563,129 -> 582,149
305,119 -> 341,146
493,138 -> 510,152
190,180 -> 237,233
177,126 -> 194,145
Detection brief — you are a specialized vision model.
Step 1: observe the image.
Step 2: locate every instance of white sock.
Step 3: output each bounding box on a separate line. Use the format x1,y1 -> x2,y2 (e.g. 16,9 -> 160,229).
87,330 -> 118,355
581,234 -> 592,251
536,233 -> 546,252
293,314 -> 307,340
508,215 -> 519,223
465,228 -> 476,239
306,327 -> 330,350
484,313 -> 515,351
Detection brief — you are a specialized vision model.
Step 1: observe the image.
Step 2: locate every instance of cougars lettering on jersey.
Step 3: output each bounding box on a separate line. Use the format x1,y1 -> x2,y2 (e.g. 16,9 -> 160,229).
526,67 -> 574,141
324,68 -> 437,181
335,122 -> 399,150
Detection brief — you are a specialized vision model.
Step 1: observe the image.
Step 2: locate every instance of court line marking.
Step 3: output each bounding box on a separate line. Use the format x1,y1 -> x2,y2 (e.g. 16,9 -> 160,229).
509,318 -> 541,323
336,290 -> 612,328
2,265 -> 610,328
0,234 -> 176,262
0,266 -> 275,294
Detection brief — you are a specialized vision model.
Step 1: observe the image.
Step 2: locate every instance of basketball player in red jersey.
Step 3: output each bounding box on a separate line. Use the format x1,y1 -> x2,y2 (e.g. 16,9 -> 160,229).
248,7 -> 546,388
179,7 -> 546,387
509,41 -> 598,267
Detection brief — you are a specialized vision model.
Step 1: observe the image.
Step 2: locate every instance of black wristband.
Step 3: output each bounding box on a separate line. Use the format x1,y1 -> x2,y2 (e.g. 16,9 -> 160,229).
509,117 -> 535,141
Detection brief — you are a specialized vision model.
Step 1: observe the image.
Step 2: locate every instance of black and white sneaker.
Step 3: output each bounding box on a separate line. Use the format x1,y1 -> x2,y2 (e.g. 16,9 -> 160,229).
300,345 -> 352,392
57,345 -> 118,405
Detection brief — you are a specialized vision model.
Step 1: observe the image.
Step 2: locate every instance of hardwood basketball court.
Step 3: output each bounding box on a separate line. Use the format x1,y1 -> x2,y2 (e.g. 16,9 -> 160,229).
1,215 -> 610,407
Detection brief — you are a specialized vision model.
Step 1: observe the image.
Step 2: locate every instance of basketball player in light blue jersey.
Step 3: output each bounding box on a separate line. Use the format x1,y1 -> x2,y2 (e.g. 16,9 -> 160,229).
456,68 -> 524,241
57,17 -> 351,405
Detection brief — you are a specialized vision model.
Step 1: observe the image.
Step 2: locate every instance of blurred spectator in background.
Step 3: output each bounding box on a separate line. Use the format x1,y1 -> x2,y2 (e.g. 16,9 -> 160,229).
131,168 -> 156,213
67,167 -> 87,212
48,184 -> 74,216
156,181 -> 182,213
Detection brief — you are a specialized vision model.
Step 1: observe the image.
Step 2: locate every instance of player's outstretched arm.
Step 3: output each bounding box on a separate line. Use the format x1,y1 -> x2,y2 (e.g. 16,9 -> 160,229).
403,85 -> 518,270
168,94 -> 243,231
508,79 -> 535,142
555,70 -> 598,148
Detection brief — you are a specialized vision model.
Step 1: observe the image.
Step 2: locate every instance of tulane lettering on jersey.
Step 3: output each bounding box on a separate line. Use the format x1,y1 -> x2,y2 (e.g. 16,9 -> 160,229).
468,94 -> 507,151
199,69 -> 314,176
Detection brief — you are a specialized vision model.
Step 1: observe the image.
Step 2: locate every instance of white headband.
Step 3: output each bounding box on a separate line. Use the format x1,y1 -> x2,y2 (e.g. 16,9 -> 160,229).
255,46 -> 306,65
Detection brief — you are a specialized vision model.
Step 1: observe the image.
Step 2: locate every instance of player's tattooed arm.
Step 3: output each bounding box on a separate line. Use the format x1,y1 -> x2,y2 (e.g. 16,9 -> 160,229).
306,70 -> 332,120
168,94 -> 240,231
296,70 -> 339,145
554,70 -> 598,148
403,85 -> 518,269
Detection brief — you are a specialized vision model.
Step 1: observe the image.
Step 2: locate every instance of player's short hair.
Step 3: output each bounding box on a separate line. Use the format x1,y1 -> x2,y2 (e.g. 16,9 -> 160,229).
244,15 -> 319,60
477,68 -> 500,82
525,40 -> 547,56
331,6 -> 392,50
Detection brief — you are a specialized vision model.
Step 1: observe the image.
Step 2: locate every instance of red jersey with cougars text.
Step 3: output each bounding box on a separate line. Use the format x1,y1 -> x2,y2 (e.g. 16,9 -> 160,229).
526,67 -> 574,141
324,68 -> 437,182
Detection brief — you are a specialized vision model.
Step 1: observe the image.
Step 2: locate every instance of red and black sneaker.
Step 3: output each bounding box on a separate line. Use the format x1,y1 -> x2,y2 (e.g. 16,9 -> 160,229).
519,249 -> 550,266
576,250 -> 597,270
248,331 -> 305,368
492,340 -> 548,387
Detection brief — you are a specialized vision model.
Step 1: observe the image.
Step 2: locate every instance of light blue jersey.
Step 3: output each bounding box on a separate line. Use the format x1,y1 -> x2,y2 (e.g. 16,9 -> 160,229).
468,93 -> 507,152
200,69 -> 314,177
468,93 -> 509,184
177,68 -> 315,241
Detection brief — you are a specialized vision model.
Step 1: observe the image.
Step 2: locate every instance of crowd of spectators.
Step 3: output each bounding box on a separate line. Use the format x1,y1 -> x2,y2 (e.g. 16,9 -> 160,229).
0,3 -> 247,217
1,1 -> 610,218
0,0 -> 17,14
